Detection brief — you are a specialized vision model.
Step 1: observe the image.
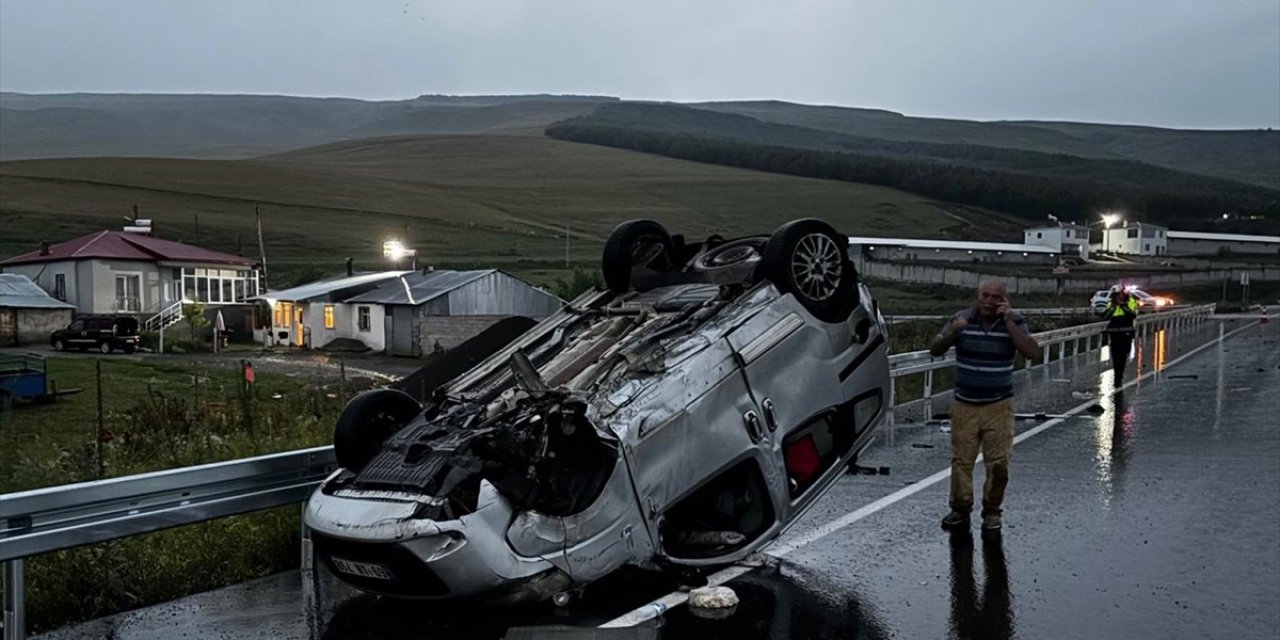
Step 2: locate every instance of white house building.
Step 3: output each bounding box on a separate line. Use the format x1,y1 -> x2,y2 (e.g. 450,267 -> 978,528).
1,229 -> 263,334
1024,222 -> 1091,260
254,271 -> 411,349
1165,231 -> 1280,257
255,269 -> 562,355
1100,222 -> 1168,256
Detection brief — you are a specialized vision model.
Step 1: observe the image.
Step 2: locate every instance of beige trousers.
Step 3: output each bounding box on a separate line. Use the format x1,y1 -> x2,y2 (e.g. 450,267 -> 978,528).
949,398 -> 1014,515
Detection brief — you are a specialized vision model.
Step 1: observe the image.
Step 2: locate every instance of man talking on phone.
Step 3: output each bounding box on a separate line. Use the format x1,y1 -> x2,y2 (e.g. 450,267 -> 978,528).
930,278 -> 1040,532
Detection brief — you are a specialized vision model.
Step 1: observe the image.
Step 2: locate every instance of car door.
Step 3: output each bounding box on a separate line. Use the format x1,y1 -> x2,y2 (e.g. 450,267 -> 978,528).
624,341 -> 780,567
65,320 -> 87,346
727,295 -> 888,524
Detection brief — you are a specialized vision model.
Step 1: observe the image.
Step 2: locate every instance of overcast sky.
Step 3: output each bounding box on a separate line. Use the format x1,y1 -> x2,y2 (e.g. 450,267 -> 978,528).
1,0 -> 1276,129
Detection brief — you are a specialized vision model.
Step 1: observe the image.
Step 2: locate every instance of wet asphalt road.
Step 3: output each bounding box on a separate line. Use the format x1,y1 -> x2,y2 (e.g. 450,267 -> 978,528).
38,318 -> 1280,640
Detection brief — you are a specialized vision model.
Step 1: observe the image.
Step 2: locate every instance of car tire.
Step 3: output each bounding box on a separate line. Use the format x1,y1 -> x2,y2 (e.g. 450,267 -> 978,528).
760,218 -> 858,323
98,342 -> 113,354
334,388 -> 422,472
124,345 -> 137,354
602,219 -> 675,293
53,339 -> 66,352
688,237 -> 766,275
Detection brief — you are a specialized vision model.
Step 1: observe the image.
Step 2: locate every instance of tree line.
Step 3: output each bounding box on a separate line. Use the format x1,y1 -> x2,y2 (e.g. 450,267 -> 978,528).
545,118 -> 1279,230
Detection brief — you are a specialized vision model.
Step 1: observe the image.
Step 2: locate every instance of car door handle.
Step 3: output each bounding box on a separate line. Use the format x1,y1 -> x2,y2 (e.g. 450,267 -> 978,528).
762,398 -> 778,432
743,410 -> 764,443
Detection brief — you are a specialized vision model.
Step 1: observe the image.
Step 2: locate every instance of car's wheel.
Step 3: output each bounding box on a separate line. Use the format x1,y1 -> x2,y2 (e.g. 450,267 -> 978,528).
602,219 -> 675,293
689,237 -> 766,275
760,218 -> 858,323
98,342 -> 113,354
334,388 -> 422,472
123,345 -> 137,354
53,339 -> 66,352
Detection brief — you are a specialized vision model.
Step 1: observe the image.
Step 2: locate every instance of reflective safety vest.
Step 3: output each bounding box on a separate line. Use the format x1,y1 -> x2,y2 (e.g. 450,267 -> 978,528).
1109,297 -> 1139,317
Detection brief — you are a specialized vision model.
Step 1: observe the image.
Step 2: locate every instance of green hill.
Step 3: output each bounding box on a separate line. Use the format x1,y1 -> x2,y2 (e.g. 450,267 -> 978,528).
696,101 -> 1280,189
546,102 -> 1280,231
0,93 -> 616,160
0,134 -> 1019,286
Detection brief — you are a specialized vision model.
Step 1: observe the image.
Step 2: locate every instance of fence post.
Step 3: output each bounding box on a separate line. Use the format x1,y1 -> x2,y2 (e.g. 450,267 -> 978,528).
3,558 -> 25,640
1041,343 -> 1050,366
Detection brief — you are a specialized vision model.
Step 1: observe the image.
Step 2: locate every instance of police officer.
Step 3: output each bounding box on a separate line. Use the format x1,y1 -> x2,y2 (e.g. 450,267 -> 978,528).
1105,285 -> 1139,380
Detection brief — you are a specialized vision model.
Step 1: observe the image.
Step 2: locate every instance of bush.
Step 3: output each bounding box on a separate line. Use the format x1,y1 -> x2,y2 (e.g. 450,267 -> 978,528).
554,269 -> 602,300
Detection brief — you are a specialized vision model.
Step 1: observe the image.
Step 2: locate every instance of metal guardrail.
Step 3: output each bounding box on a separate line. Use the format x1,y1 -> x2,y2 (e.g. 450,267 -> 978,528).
0,303 -> 1216,640
883,303 -> 1215,425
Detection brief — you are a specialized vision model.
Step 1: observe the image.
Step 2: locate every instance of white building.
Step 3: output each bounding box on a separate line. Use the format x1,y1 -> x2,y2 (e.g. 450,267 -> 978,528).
847,236 -> 1058,268
254,271 -> 411,349
1165,231 -> 1280,257
1100,222 -> 1168,256
1024,222 -> 1091,260
255,269 -> 562,355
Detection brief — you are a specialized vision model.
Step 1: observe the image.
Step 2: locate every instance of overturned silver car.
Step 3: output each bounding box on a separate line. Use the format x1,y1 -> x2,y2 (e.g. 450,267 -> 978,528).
304,218 -> 891,603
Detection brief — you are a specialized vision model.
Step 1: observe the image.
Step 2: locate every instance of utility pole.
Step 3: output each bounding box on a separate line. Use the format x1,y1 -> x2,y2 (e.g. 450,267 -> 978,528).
255,206 -> 269,291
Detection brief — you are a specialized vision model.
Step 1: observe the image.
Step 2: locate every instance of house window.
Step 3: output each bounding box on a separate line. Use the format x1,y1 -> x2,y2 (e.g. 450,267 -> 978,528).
114,274 -> 141,312
53,274 -> 66,300
1036,232 -> 1042,239
357,306 -> 371,332
1127,229 -> 1139,239
324,305 -> 335,329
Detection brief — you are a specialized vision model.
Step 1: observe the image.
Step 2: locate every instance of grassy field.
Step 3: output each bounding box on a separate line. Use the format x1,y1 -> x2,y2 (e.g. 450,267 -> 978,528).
0,134 -> 1022,286
0,354 -> 350,631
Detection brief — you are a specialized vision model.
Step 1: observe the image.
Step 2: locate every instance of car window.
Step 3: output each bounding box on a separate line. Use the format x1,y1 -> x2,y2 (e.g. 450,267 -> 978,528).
68,321 -> 83,331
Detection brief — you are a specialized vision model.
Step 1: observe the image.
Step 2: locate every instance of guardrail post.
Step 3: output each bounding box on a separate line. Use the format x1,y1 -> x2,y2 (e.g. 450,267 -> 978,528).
3,558 -> 25,640
301,504 -> 321,639
922,370 -> 934,421
1040,343 -> 1049,367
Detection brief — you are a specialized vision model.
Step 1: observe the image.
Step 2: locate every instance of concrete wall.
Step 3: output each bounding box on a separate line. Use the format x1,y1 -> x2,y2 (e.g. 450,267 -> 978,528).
859,259 -> 1280,295
420,315 -> 511,352
1167,238 -> 1280,257
0,308 -> 73,346
90,260 -> 163,314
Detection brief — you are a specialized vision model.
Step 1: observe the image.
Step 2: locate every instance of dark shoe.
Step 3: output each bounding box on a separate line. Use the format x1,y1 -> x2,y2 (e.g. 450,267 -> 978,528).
941,511 -> 970,530
981,513 -> 1003,530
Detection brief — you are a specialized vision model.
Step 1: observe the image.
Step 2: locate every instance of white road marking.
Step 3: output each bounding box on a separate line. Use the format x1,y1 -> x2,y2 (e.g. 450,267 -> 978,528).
600,319 -> 1261,629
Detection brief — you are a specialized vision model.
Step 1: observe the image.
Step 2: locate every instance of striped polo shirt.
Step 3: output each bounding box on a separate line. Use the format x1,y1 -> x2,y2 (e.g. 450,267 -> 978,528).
940,309 -> 1028,405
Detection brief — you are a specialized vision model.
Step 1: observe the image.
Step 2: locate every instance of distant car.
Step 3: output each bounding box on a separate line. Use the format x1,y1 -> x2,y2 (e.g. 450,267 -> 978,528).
1092,288 -> 1174,316
1089,290 -> 1111,315
50,316 -> 141,354
304,218 -> 891,604
1129,288 -> 1174,309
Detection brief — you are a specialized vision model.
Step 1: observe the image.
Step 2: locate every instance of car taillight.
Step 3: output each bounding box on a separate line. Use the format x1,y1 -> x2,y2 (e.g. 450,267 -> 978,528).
784,435 -> 821,486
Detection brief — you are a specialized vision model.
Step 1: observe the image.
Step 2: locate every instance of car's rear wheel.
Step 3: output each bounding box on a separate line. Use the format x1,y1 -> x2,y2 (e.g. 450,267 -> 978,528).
98,342 -> 113,354
760,219 -> 858,323
334,388 -> 422,472
602,219 -> 675,293
53,339 -> 66,352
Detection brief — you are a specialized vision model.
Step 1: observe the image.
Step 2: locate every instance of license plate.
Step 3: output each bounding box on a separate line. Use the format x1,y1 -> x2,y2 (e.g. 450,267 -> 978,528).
331,557 -> 394,581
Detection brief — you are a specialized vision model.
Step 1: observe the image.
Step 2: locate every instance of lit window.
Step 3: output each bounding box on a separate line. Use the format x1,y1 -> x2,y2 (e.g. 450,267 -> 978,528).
324,305 -> 335,329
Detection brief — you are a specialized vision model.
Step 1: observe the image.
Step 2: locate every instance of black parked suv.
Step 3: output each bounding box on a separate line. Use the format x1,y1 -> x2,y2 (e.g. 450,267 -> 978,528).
51,316 -> 141,354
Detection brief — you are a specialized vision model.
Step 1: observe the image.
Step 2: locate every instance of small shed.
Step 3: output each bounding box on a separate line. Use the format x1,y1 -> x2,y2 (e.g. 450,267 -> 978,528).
0,274 -> 76,346
344,270 -> 563,357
